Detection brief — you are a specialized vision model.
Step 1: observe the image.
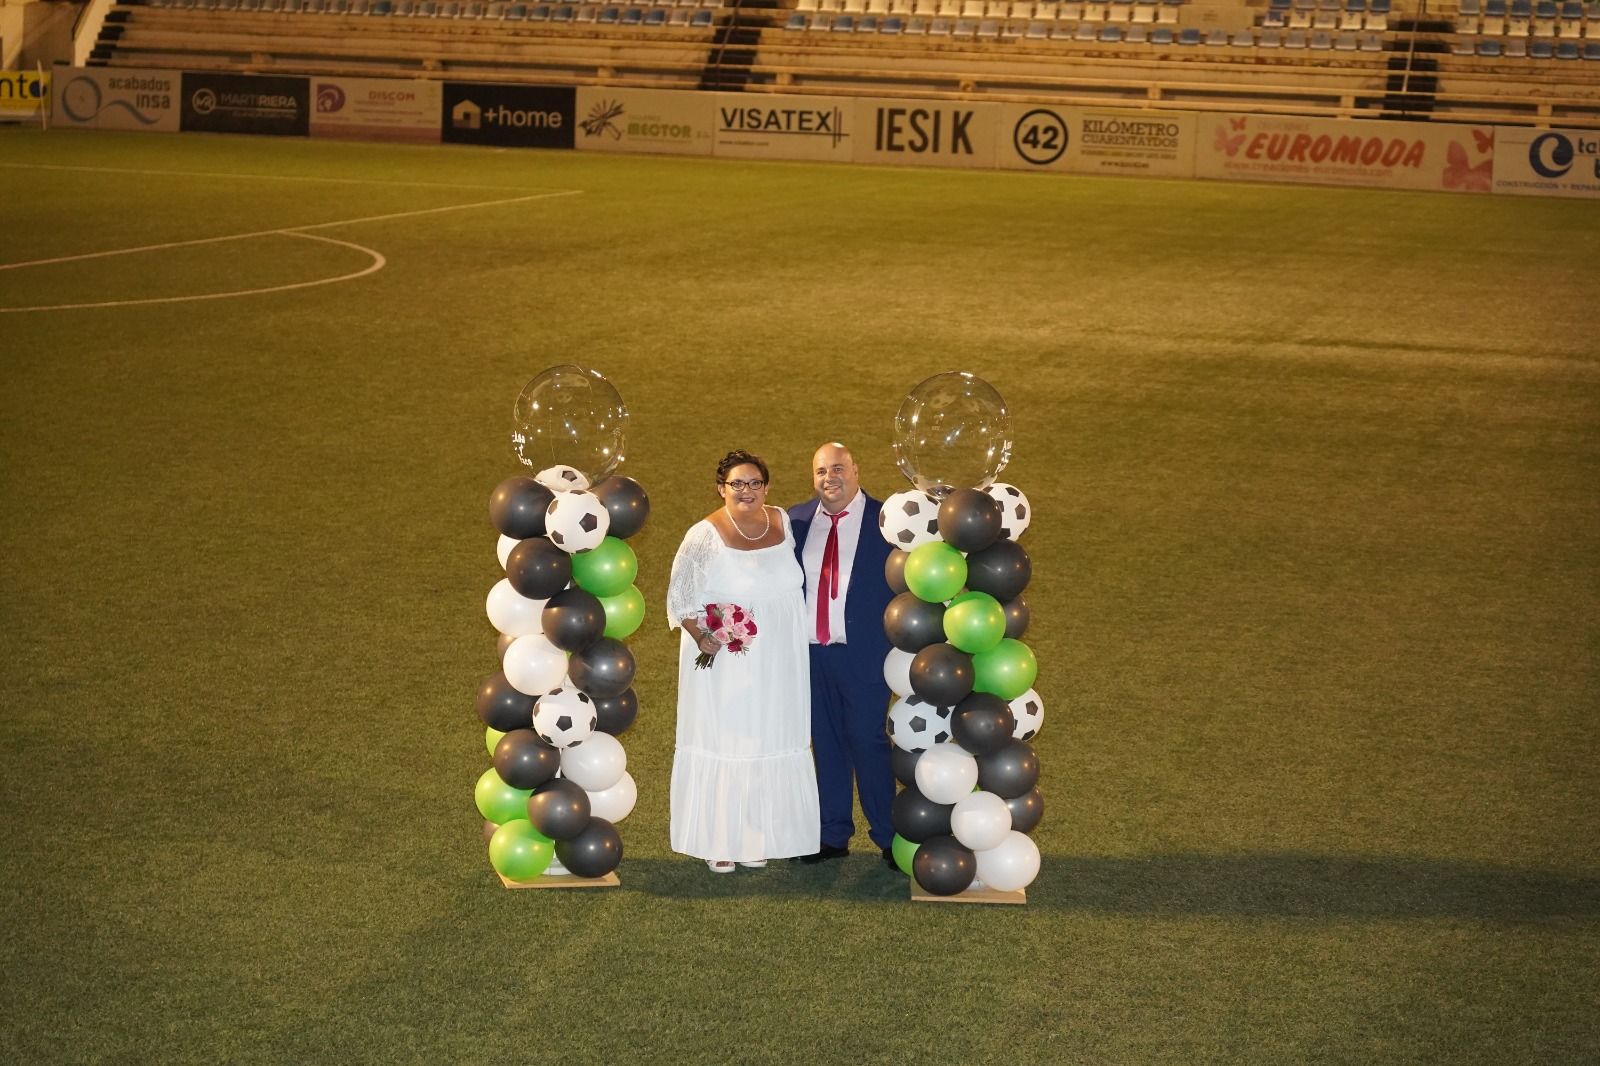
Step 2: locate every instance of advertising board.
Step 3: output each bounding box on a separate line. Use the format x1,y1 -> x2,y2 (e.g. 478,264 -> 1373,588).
575,87 -> 713,156
309,76 -> 440,143
180,72 -> 309,137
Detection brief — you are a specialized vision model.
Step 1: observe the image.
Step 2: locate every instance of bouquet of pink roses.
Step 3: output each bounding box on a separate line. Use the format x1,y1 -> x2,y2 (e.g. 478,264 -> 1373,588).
694,603 -> 757,669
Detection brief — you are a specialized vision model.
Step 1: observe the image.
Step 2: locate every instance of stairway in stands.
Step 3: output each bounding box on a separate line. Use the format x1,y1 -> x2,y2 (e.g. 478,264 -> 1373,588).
1381,16 -> 1454,118
88,1 -> 139,66
698,0 -> 778,91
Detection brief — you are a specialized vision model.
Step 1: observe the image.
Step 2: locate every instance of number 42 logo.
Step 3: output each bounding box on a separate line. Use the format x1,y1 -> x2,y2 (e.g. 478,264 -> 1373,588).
1014,110 -> 1069,166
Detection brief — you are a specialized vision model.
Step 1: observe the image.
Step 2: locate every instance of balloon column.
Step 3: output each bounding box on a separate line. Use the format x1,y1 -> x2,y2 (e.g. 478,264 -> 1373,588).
476,366 -> 649,885
880,372 -> 1044,897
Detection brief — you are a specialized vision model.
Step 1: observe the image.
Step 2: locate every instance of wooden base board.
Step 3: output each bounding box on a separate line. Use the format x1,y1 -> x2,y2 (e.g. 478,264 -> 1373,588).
498,870 -> 621,890
911,880 -> 1026,905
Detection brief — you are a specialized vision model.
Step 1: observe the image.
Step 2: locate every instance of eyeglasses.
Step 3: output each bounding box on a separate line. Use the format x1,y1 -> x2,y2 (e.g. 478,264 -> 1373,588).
720,479 -> 767,492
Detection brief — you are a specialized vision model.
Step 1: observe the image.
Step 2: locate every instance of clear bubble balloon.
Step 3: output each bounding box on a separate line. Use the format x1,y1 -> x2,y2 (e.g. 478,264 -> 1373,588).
892,371 -> 1013,499
511,366 -> 628,486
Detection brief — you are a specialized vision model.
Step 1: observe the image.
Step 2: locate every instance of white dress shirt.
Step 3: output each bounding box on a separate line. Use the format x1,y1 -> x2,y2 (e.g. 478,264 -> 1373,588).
802,489 -> 865,646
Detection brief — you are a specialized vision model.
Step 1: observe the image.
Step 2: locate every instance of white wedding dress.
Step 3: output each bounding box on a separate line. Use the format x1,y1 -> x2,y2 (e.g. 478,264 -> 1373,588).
666,512 -> 820,862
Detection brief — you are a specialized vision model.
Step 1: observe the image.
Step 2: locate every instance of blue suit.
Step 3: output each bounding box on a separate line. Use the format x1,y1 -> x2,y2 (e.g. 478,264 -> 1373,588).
789,493 -> 896,851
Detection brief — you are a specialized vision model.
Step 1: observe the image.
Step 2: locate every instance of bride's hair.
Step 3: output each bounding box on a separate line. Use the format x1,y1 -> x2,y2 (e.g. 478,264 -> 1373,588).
716,450 -> 770,489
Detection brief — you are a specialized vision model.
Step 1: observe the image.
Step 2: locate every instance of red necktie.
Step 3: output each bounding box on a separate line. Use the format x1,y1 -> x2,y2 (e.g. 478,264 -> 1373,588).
817,510 -> 848,644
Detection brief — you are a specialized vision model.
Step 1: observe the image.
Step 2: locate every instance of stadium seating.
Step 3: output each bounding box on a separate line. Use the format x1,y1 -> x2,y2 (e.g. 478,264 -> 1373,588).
81,0 -> 1600,126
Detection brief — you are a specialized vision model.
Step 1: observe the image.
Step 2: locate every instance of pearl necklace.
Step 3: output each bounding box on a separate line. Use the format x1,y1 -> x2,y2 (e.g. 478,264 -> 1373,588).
725,504 -> 771,542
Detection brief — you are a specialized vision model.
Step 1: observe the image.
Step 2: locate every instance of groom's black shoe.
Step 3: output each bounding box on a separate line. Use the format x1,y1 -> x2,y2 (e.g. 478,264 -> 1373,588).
881,847 -> 901,872
798,844 -> 849,864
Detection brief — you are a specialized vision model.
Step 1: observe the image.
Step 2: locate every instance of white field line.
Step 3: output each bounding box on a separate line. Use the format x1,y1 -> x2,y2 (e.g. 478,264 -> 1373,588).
0,188 -> 582,273
0,187 -> 580,313
0,232 -> 385,313
0,161 -> 537,192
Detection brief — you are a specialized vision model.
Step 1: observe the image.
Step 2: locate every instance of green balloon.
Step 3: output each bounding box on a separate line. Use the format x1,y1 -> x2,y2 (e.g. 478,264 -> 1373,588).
972,638 -> 1038,701
571,537 -> 638,598
485,726 -> 505,757
904,542 -> 967,604
488,819 -> 555,882
474,766 -> 532,825
943,590 -> 1006,654
891,833 -> 919,877
599,584 -> 646,640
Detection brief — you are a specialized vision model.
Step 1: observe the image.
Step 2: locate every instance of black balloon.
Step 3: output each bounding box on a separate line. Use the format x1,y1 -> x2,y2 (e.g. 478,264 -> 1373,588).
591,476 -> 651,540
568,637 -> 636,699
937,488 -> 1003,554
912,834 -> 977,896
506,537 -> 572,601
476,671 -> 536,732
976,739 -> 1040,799
593,688 -> 638,735
1006,786 -> 1044,834
891,785 -> 954,843
890,745 -> 922,787
528,778 -> 591,840
493,729 -> 562,791
966,539 -> 1031,602
885,549 -> 909,595
541,586 -> 606,653
883,592 -> 947,653
1002,595 -> 1030,640
951,692 -> 1016,756
490,477 -> 554,540
909,643 -> 974,706
555,816 -> 624,878
496,632 -> 516,659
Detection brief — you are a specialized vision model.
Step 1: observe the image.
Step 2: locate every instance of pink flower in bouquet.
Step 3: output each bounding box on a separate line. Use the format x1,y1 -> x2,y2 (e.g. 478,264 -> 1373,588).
695,603 -> 757,668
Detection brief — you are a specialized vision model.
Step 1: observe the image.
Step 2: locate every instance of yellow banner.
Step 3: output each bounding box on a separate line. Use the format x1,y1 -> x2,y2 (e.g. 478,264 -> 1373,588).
0,70 -> 49,114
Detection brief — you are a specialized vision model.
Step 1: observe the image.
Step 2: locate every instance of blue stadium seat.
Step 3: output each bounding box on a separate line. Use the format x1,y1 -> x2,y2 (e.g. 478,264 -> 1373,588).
598,5 -> 619,21
832,12 -> 855,27
508,2 -> 531,16
976,16 -> 999,33
1556,38 -> 1579,54
689,8 -> 711,24
1529,37 -> 1553,53
372,0 -> 393,12
882,13 -> 904,30
1177,25 -> 1200,42
1150,24 -> 1173,41
1098,23 -> 1122,38
784,10 -> 805,25
1586,41 -> 1600,59
643,6 -> 665,22
621,5 -> 643,22
550,2 -> 572,18
1476,36 -> 1502,52
858,13 -> 880,29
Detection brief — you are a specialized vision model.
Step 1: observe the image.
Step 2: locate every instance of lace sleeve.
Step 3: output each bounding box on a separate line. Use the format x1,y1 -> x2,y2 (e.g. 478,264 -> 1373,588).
666,521 -> 718,630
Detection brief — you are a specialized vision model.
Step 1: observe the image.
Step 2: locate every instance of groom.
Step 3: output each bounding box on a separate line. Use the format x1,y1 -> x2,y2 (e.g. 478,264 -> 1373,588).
789,442 -> 898,869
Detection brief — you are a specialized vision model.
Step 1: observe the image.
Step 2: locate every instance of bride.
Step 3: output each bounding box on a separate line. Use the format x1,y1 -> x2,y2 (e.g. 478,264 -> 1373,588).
667,450 -> 820,872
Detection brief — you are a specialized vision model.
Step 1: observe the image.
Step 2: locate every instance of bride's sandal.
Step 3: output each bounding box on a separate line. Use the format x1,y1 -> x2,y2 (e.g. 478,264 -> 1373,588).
707,860 -> 735,873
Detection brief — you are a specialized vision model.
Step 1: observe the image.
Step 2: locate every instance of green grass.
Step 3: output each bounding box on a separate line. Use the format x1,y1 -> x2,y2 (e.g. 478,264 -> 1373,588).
2,127 -> 1597,1064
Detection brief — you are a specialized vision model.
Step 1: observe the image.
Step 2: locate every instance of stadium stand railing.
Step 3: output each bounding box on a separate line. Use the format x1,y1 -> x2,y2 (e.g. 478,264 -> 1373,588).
86,0 -> 1600,125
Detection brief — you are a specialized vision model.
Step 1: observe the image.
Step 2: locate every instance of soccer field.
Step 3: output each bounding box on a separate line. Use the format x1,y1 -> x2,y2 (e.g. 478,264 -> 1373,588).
2,126 -> 1598,1064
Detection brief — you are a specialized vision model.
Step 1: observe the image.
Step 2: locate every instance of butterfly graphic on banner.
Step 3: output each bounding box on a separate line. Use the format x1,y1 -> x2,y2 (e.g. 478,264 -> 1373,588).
1443,132 -> 1494,192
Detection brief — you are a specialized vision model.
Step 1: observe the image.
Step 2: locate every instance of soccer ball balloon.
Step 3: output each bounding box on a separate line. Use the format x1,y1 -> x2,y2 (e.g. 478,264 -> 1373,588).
536,464 -> 591,494
545,491 -> 610,553
533,687 -> 597,749
879,490 -> 943,550
985,483 -> 1031,541
1009,688 -> 1044,742
888,694 -> 953,753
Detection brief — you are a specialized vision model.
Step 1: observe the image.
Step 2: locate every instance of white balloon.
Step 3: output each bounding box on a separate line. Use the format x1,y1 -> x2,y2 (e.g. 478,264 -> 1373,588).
883,648 -> 915,699
915,742 -> 979,805
985,483 -> 1032,541
561,731 -> 627,792
586,771 -> 637,823
974,831 -> 1040,892
502,633 -> 567,696
536,464 -> 591,493
496,534 -> 520,570
950,790 -> 1013,851
486,578 -> 547,637
879,490 -> 942,549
